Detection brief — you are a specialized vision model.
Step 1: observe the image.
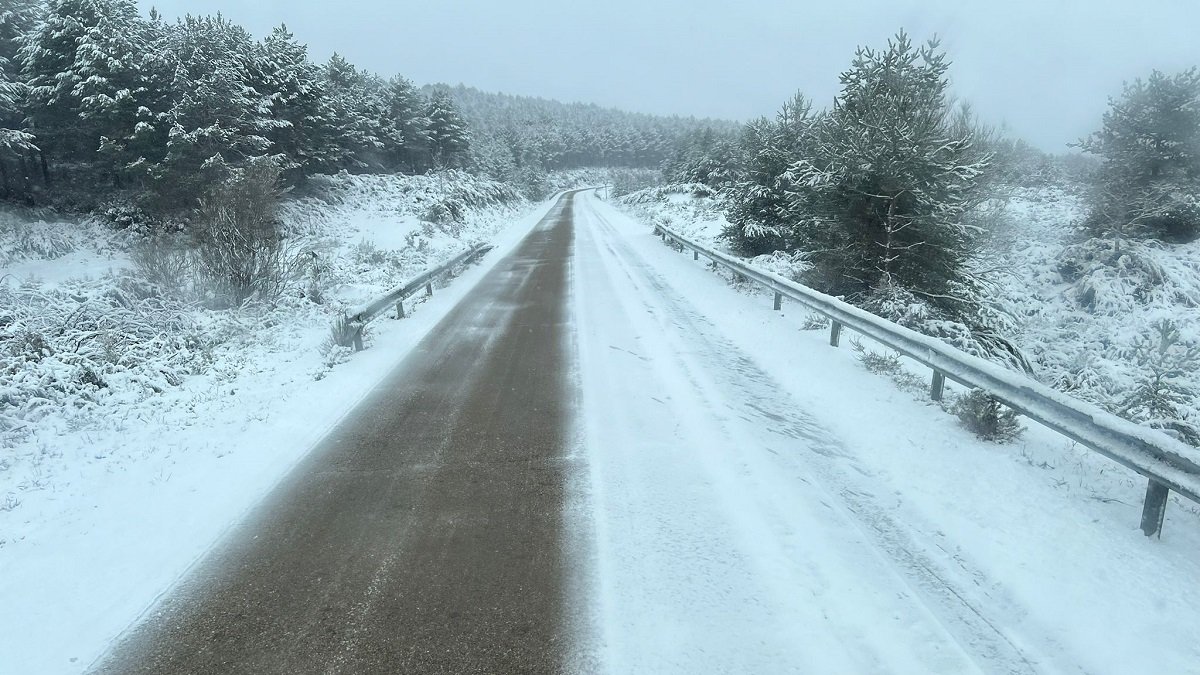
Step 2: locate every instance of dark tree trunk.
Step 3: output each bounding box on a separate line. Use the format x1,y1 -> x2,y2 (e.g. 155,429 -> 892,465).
18,152 -> 33,198
39,150 -> 50,185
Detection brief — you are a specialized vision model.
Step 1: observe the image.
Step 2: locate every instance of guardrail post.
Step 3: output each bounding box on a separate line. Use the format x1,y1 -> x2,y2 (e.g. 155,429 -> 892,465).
351,321 -> 364,352
1141,479 -> 1170,537
773,292 -> 782,311
395,300 -> 405,319
693,250 -> 698,261
930,371 -> 946,402
829,321 -> 842,347
425,282 -> 433,296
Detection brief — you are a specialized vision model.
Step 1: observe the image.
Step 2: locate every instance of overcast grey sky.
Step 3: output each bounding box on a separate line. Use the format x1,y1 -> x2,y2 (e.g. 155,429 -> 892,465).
136,0 -> 1199,152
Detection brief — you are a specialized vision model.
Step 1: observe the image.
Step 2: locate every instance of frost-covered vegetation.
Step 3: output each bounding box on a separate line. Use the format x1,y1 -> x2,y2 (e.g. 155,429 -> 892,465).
615,31 -> 1199,447
0,171 -> 529,520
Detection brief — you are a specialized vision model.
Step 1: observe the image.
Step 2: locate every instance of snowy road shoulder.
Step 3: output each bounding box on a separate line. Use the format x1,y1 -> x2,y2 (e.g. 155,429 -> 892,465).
572,191 -> 1200,674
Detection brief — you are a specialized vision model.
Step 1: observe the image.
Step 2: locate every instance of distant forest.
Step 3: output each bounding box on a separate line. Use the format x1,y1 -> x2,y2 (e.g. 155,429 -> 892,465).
0,0 -> 731,214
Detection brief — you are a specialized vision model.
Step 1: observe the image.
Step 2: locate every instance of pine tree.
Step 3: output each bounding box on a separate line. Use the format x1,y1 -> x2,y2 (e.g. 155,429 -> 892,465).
1119,319 -> 1199,446
723,93 -> 817,255
784,32 -> 991,315
321,53 -> 387,172
1079,69 -> 1200,242
424,89 -> 469,168
250,24 -> 335,180
118,8 -> 176,184
383,76 -> 431,173
21,0 -> 153,187
0,0 -> 41,198
151,14 -> 274,206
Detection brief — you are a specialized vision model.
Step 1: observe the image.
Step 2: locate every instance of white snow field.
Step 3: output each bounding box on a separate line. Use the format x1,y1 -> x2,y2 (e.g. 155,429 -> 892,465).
570,190 -> 1200,674
0,179 -> 562,675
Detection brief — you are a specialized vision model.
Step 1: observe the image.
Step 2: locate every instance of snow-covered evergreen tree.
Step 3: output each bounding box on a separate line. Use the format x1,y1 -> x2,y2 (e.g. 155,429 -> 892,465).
250,24 -> 335,181
383,76 -> 431,173
321,53 -> 388,172
1119,319 -> 1199,445
20,0 -> 156,186
1080,69 -> 1200,242
0,0 -> 41,198
151,14 -> 274,205
425,89 -> 469,168
432,85 -> 720,172
662,126 -> 738,186
723,92 -> 817,254
784,32 -> 991,315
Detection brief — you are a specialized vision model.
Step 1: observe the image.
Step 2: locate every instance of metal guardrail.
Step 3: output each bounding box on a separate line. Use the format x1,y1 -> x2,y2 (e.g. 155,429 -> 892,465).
342,186 -> 589,339
652,223 -> 1200,537
340,243 -> 493,349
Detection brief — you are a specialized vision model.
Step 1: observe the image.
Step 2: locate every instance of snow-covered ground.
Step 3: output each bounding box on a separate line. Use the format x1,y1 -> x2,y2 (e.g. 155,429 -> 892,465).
7,178 -> 1198,674
574,191 -> 1200,673
984,187 -> 1200,418
0,174 -> 562,674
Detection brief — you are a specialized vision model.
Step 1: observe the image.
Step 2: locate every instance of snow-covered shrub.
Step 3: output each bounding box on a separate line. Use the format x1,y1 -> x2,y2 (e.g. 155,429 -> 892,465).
99,202 -> 176,236
620,183 -> 711,207
1118,319 -> 1199,445
0,210 -> 77,264
800,314 -> 829,331
747,249 -> 809,283
130,236 -> 192,296
1058,238 -> 1200,313
421,200 -> 464,225
351,240 -> 389,267
953,389 -> 1023,442
315,324 -> 357,380
852,338 -> 903,375
721,216 -> 788,257
304,251 -> 326,304
0,277 -> 204,447
862,283 -> 1031,374
191,158 -> 291,308
850,338 -> 924,394
326,314 -> 361,350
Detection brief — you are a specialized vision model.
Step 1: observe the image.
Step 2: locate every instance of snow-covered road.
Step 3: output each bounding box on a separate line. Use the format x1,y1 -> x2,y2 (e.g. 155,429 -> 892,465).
569,190 -> 1200,674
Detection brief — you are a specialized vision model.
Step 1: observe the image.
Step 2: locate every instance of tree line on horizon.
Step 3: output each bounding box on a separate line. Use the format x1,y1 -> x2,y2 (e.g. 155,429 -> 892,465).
0,0 -> 476,214
0,0 -> 733,216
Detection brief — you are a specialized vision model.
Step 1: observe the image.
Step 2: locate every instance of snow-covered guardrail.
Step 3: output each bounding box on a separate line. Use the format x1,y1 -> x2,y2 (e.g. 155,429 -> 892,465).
340,243 -> 492,349
652,223 -> 1200,538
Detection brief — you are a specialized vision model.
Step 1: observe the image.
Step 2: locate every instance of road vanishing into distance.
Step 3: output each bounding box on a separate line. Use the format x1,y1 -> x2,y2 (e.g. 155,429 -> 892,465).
94,190 -> 1120,674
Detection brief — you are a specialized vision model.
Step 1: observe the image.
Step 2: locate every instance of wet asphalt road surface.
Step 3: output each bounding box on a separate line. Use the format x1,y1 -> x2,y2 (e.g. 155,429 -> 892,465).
94,193 -> 579,674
